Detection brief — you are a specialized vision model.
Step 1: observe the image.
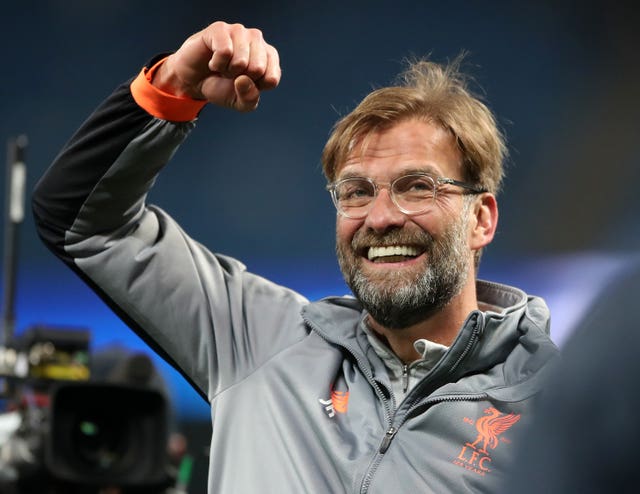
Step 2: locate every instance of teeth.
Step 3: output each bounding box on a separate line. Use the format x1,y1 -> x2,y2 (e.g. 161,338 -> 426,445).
367,245 -> 419,260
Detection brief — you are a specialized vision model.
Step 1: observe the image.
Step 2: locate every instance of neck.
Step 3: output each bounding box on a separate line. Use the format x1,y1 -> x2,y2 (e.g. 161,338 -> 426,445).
367,281 -> 478,363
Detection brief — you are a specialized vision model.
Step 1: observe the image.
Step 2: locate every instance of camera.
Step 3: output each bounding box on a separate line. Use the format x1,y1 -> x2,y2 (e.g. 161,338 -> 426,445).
0,326 -> 174,493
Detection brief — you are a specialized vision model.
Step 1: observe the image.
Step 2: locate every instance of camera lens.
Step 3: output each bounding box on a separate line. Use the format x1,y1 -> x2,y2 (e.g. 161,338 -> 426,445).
72,416 -> 130,471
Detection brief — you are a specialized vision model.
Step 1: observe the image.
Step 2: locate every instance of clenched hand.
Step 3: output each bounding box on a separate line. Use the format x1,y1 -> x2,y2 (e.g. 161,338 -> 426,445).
153,21 -> 281,112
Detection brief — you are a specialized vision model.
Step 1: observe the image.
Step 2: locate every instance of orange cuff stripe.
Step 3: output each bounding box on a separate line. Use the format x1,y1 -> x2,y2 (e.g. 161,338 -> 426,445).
130,58 -> 207,122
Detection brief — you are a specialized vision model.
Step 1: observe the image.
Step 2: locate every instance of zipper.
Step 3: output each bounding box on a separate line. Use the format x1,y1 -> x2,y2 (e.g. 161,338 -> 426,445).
449,312 -> 484,374
404,392 -> 488,421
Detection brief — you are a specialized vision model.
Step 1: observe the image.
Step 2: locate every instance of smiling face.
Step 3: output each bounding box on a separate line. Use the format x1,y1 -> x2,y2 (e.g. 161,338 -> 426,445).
335,118 -> 476,329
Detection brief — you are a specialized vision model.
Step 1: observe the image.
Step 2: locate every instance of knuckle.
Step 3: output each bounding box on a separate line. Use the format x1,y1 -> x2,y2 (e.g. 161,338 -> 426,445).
215,43 -> 234,59
247,59 -> 267,76
267,45 -> 280,62
266,75 -> 280,87
229,22 -> 246,32
247,28 -> 264,41
228,60 -> 249,73
211,20 -> 228,30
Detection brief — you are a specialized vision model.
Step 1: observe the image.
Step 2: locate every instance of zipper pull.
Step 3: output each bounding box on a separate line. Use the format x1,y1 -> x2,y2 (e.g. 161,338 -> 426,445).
379,427 -> 397,454
402,364 -> 409,393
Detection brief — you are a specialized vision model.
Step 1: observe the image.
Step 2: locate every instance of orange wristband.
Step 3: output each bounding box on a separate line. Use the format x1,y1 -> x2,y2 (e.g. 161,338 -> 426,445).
130,57 -> 207,122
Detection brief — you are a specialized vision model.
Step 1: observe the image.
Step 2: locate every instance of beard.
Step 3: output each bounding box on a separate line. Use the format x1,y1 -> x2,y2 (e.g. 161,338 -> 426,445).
336,212 -> 471,330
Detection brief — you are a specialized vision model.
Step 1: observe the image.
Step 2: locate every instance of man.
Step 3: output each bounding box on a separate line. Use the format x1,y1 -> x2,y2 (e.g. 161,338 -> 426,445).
502,258 -> 640,493
33,21 -> 559,493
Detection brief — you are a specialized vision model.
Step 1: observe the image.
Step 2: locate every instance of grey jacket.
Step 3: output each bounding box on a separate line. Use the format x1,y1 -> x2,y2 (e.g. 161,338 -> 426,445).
32,76 -> 560,493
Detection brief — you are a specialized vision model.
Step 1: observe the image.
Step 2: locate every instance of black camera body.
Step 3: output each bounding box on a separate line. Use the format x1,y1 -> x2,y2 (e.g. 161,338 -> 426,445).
0,326 -> 173,493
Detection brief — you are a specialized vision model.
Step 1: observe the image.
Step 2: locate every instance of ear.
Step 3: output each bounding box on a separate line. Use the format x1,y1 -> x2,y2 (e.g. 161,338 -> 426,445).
468,193 -> 498,251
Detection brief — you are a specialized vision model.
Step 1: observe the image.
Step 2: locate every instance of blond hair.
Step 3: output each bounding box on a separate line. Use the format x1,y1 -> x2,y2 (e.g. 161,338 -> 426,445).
321,56 -> 507,194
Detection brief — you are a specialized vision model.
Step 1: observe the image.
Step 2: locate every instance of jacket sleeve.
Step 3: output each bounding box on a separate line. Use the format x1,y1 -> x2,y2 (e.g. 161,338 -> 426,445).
32,61 -> 310,402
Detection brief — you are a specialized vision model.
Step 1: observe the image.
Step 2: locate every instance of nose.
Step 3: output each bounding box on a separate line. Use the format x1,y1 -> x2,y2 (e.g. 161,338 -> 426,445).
363,188 -> 407,232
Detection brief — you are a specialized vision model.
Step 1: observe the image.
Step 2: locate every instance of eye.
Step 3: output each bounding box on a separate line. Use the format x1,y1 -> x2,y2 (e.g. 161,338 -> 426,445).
394,175 -> 435,198
336,179 -> 374,203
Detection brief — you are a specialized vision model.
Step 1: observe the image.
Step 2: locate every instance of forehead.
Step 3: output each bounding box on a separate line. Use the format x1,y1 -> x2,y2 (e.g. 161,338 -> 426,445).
337,119 -> 463,179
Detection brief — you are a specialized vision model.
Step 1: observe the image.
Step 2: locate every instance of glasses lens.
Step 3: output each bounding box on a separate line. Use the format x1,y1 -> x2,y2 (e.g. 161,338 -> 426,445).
392,174 -> 436,213
334,178 -> 375,217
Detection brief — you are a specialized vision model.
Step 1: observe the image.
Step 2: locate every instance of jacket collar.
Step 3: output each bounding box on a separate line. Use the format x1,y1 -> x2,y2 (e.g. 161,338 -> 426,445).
302,279 -> 556,398
302,279 -> 540,345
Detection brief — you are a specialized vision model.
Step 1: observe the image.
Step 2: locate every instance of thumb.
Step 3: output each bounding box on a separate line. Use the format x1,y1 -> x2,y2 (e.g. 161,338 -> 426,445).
234,75 -> 260,112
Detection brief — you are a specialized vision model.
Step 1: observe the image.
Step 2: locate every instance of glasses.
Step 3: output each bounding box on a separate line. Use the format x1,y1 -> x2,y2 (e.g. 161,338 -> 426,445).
326,173 -> 487,219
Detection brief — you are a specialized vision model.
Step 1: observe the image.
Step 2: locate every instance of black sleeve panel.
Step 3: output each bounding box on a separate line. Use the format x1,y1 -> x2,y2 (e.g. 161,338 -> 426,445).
32,79 -> 153,264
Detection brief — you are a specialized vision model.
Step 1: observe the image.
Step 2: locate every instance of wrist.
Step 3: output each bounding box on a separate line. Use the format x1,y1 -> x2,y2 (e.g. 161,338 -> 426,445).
130,57 -> 207,122
150,56 -> 198,99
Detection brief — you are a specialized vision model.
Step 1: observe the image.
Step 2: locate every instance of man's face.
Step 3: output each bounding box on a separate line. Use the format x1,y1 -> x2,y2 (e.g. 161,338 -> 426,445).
335,119 -> 475,329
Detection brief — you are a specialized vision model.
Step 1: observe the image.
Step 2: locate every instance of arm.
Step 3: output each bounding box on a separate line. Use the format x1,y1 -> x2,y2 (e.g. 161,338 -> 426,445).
34,21 -> 281,249
32,22 -> 306,402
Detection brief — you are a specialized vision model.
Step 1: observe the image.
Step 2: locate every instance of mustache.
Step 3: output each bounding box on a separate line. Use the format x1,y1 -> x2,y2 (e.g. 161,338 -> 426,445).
350,228 -> 434,251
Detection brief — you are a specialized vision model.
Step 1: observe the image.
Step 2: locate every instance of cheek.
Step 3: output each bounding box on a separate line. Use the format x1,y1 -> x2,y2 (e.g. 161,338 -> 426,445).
414,199 -> 467,237
336,217 -> 362,244
410,215 -> 445,239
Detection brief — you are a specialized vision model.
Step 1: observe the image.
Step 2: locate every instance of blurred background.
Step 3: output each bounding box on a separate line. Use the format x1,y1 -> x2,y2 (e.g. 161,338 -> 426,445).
1,0 -> 639,490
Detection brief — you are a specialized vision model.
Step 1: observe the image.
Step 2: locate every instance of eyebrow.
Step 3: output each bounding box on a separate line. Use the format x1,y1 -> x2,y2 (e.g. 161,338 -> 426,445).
336,164 -> 443,181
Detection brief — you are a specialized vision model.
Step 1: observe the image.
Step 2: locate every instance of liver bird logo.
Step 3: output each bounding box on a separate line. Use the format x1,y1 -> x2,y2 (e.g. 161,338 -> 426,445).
470,407 -> 521,454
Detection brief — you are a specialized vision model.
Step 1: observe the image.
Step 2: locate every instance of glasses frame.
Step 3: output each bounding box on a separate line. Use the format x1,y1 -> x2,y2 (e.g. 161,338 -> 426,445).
326,172 -> 488,219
